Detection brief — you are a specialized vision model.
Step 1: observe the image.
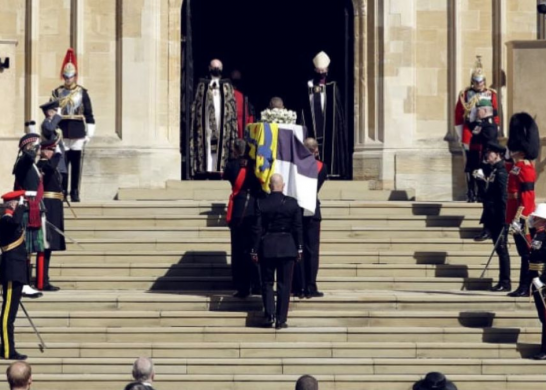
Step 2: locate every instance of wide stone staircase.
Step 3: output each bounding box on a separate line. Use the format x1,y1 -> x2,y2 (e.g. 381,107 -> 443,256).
6,181 -> 546,389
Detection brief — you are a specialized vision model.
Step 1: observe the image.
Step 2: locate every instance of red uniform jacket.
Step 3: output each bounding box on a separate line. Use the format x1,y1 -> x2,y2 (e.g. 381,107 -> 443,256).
234,90 -> 254,139
505,159 -> 536,223
454,88 -> 499,146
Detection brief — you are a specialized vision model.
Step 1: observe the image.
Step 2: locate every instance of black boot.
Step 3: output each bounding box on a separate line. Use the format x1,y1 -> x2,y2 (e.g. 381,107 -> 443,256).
474,230 -> 491,242
466,174 -> 477,202
507,285 -> 530,297
70,150 -> 82,202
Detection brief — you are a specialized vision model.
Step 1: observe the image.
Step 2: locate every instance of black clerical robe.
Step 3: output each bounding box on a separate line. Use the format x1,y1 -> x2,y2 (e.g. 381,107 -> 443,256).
190,78 -> 238,176
301,80 -> 349,179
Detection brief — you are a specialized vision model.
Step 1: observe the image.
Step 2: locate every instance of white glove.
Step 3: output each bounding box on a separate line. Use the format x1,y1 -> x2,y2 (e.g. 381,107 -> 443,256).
510,221 -> 522,235
86,123 -> 96,138
18,196 -> 24,206
533,277 -> 546,290
472,126 -> 482,135
84,136 -> 91,144
473,169 -> 485,181
55,144 -> 62,154
56,107 -> 62,116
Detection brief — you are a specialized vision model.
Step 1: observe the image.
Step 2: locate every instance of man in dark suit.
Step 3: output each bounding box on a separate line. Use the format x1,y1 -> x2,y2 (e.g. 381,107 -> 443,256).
252,174 -> 303,329
475,142 -> 511,292
293,138 -> 326,298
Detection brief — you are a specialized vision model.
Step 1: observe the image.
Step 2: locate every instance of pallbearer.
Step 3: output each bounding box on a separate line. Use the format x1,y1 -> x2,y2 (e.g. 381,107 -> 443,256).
293,138 -> 326,298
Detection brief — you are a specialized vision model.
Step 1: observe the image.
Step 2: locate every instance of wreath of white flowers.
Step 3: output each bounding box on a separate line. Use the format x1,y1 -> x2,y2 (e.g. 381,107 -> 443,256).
260,108 -> 297,125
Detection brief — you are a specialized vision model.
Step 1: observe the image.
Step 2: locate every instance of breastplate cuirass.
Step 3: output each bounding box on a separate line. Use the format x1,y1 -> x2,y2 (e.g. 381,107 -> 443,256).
57,86 -> 84,116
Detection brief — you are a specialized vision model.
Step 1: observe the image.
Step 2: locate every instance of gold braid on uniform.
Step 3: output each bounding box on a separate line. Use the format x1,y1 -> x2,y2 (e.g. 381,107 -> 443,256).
459,90 -> 481,120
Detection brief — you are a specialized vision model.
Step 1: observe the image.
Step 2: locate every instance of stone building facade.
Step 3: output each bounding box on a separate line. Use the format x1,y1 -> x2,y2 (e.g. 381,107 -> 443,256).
0,0 -> 538,200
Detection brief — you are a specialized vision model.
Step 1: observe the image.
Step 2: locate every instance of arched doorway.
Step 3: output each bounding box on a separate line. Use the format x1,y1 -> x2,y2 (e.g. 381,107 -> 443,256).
181,0 -> 354,179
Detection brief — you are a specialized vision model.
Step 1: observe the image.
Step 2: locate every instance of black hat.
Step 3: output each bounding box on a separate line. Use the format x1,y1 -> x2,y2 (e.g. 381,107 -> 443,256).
18,133 -> 41,150
41,130 -> 61,149
39,100 -> 59,114
507,112 -> 540,160
484,141 -> 506,154
413,372 -> 457,390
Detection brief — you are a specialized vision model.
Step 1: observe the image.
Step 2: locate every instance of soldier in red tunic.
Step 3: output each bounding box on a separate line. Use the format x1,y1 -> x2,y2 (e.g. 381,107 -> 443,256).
505,113 -> 539,297
454,56 -> 499,202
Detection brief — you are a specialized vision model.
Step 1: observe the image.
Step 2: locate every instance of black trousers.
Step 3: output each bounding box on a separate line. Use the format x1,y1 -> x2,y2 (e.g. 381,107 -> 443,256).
230,220 -> 260,294
532,286 -> 546,353
487,224 -> 511,286
261,257 -> 295,324
514,232 -> 532,289
294,217 -> 321,294
62,150 -> 82,194
0,281 -> 23,358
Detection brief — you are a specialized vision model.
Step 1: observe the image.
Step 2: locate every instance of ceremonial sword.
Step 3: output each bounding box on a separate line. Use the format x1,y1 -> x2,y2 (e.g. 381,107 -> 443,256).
45,220 -> 85,250
19,302 -> 46,352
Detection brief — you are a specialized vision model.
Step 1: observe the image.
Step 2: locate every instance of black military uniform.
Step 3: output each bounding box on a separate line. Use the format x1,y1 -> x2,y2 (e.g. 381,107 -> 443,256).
479,142 -> 511,291
36,132 -> 66,291
0,191 -> 30,360
293,160 -> 327,298
13,134 -> 46,299
252,191 -> 303,329
466,109 -> 498,202
528,223 -> 546,359
224,157 -> 262,297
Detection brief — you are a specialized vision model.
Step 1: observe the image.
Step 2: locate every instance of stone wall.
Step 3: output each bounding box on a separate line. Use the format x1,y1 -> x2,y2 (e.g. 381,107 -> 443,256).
0,0 -> 539,200
0,0 -> 180,200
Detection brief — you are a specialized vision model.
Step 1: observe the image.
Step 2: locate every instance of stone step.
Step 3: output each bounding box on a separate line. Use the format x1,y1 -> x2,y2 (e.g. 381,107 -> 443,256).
117,186 -> 416,201
45,262 -> 514,279
14,373 -> 546,390
66,237 -> 498,252
64,215 -> 481,229
66,201 -> 483,217
14,326 -> 541,344
9,341 -> 541,359
18,291 -> 531,312
12,310 -> 543,328
52,250 -> 520,265
29,275 -> 504,291
65,226 -> 481,240
2,356 -> 546,375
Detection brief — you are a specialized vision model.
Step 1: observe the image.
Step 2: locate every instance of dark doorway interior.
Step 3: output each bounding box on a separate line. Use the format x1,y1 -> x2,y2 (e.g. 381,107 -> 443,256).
181,0 -> 354,179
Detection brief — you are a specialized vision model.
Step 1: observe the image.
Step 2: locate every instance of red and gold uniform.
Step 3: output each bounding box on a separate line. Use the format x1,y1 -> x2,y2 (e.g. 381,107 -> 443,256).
454,56 -> 499,202
505,112 -> 539,297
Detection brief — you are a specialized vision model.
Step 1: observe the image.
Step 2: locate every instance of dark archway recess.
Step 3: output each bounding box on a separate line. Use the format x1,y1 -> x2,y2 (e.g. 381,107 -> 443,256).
181,0 -> 354,179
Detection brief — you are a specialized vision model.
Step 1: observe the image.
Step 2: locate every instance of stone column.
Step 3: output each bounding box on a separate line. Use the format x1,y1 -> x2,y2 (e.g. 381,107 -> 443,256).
80,0 -> 180,200
506,40 -> 546,199
0,40 -> 20,195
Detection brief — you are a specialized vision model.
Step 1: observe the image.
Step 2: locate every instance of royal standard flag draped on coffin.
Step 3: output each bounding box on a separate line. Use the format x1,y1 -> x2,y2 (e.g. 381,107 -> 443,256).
247,122 -> 279,192
246,122 -> 318,216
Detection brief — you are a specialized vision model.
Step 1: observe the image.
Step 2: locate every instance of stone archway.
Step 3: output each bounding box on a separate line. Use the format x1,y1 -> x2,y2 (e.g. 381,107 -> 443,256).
175,0 -> 374,180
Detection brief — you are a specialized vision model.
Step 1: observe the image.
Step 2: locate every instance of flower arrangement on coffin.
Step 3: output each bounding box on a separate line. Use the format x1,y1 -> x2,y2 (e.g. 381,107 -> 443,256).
260,108 -> 298,125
